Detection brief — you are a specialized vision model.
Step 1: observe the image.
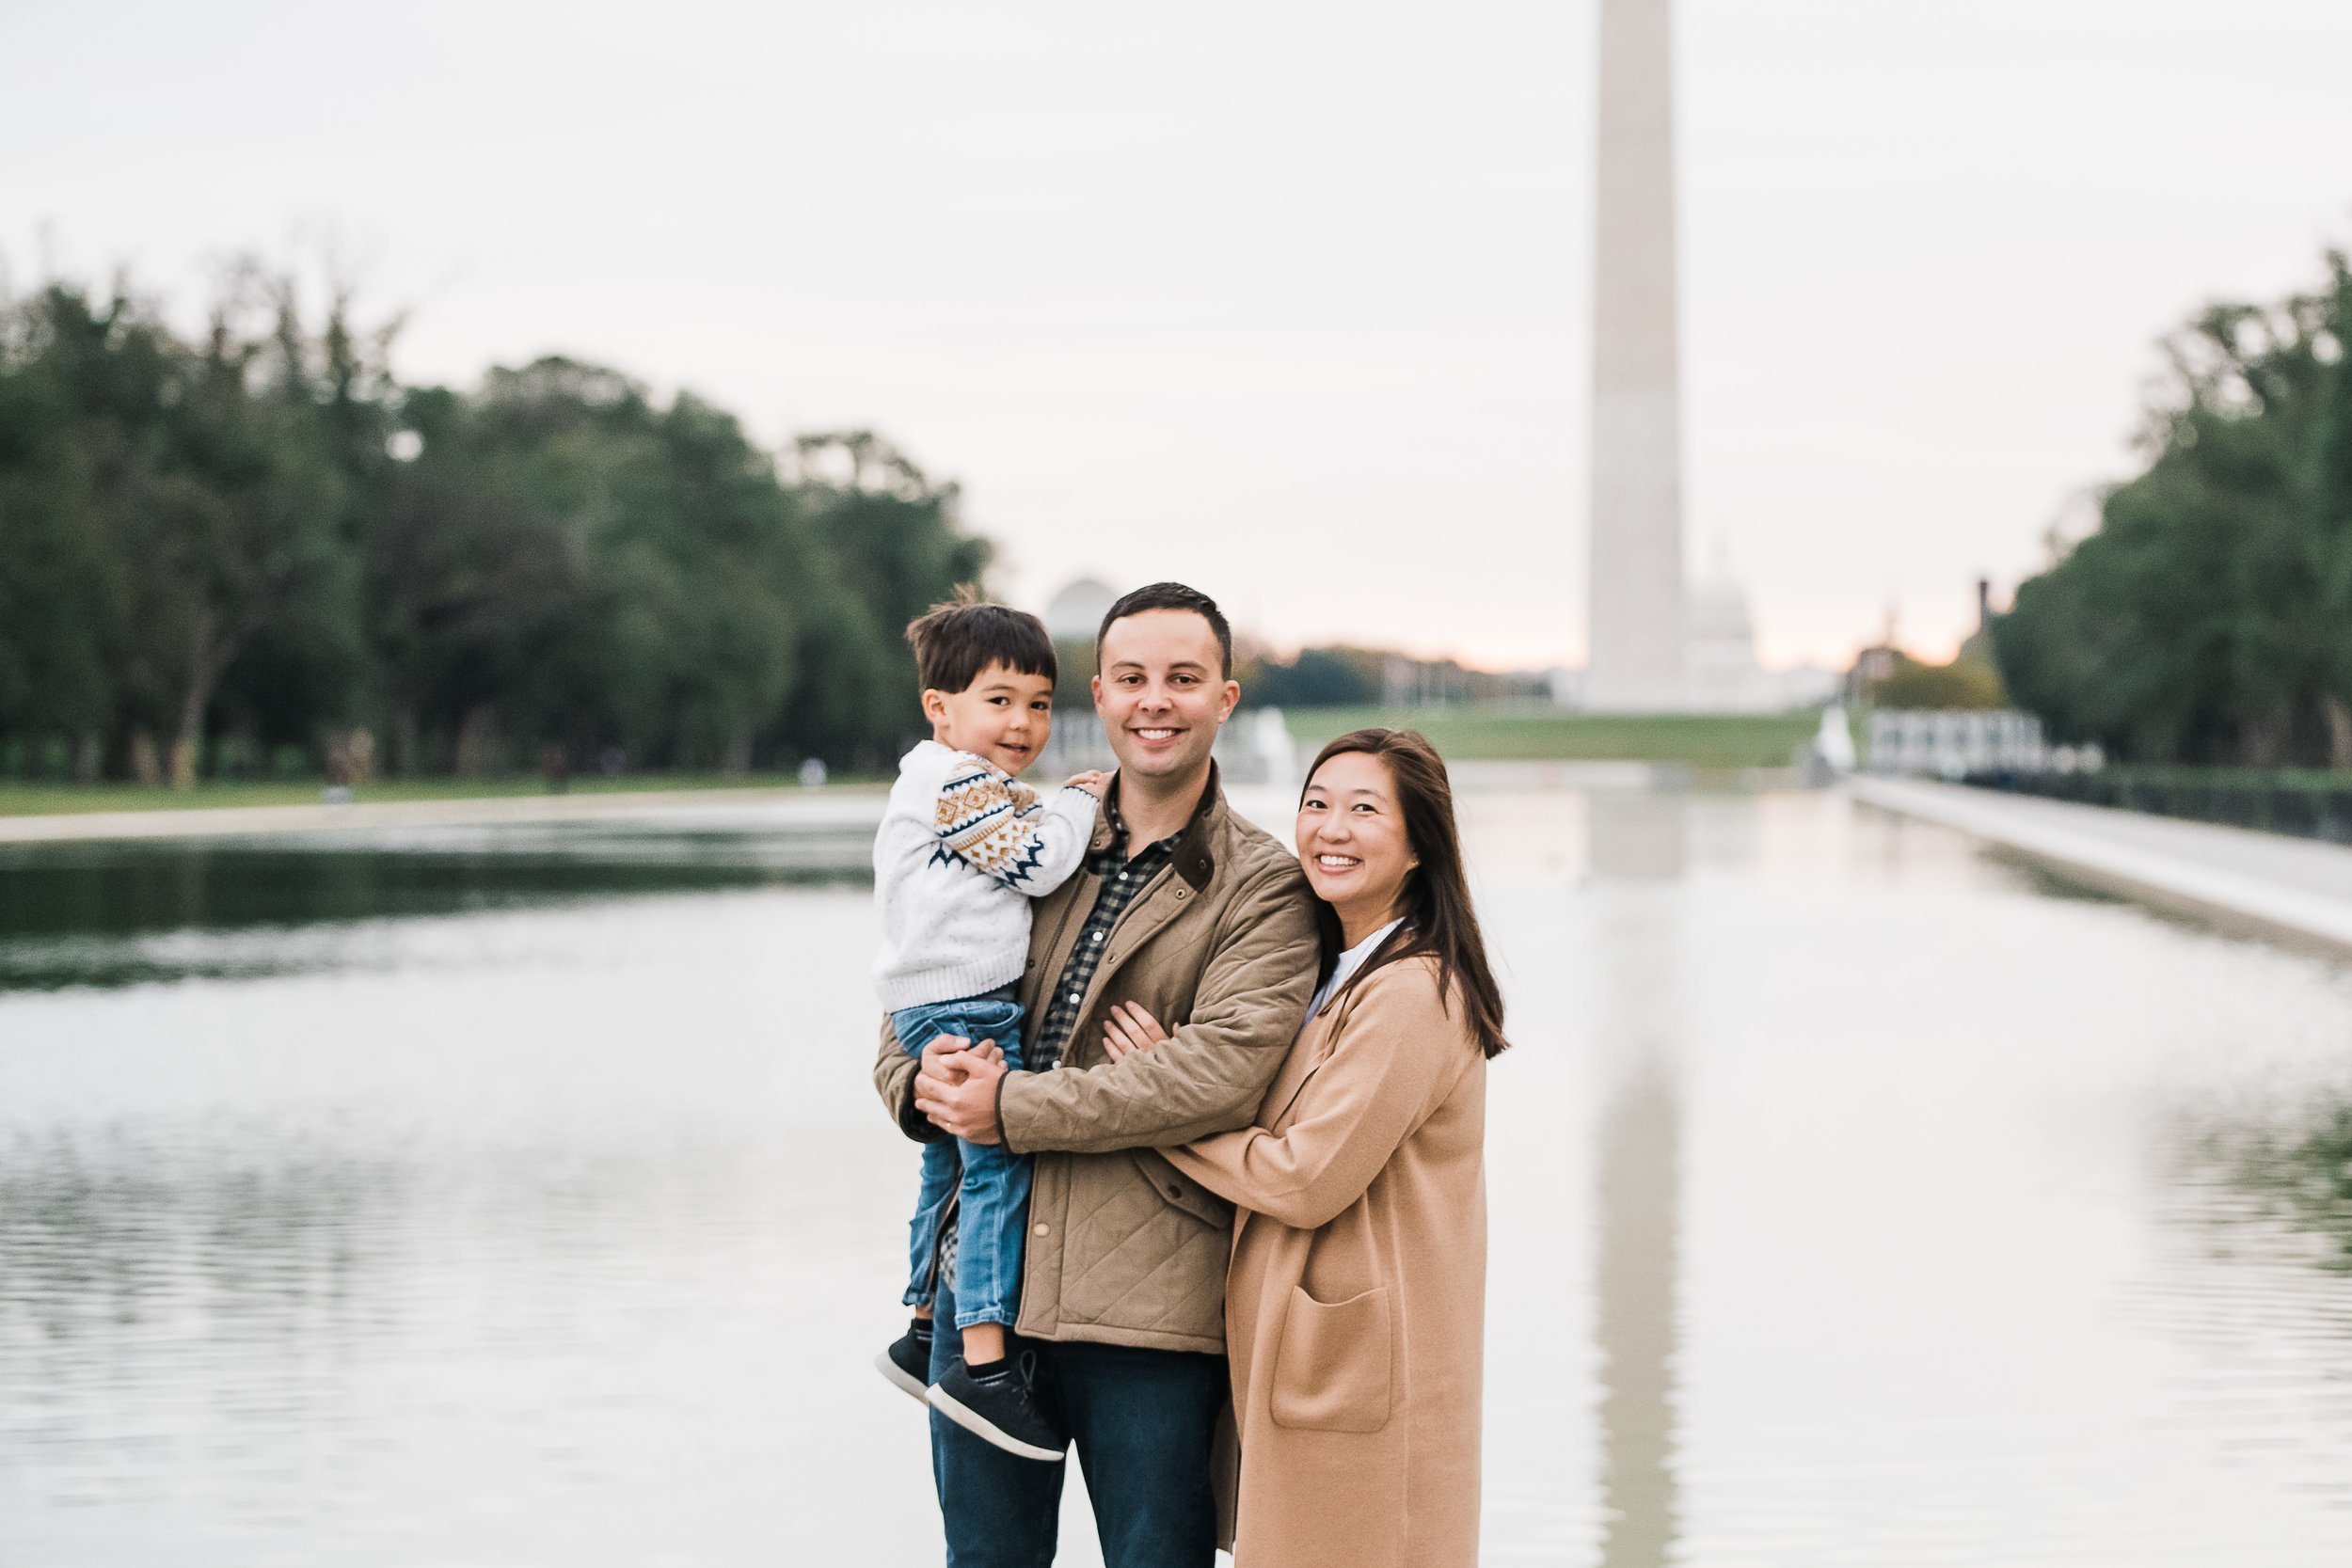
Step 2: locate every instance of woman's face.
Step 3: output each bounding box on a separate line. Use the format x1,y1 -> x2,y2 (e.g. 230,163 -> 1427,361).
1295,751 -> 1418,927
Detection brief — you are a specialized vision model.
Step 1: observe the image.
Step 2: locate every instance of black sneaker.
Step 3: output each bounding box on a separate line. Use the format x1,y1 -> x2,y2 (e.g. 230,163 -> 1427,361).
927,1352 -> 1068,1463
875,1326 -> 933,1404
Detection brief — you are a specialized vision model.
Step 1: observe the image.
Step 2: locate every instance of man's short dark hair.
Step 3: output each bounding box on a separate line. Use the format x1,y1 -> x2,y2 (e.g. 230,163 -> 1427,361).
1097,581 -> 1233,679
906,587 -> 1057,694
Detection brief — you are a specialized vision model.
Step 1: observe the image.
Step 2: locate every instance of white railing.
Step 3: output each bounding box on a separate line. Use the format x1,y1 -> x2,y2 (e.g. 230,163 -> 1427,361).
1864,709 -> 2102,778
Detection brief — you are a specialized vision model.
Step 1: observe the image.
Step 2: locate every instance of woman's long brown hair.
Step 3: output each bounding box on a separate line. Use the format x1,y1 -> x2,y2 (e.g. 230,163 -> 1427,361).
1303,728 -> 1509,1058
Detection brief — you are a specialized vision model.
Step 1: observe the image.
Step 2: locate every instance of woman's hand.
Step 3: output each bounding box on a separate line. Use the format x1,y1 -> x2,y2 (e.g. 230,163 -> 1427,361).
1102,1001 -> 1171,1062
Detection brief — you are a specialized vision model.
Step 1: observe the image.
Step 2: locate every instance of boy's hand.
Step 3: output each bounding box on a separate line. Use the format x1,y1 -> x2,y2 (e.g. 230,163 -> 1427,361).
1063,769 -> 1110,796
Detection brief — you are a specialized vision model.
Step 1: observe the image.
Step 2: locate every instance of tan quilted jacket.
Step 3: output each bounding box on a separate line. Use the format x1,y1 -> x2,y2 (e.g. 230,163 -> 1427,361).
872,768 -> 1318,1352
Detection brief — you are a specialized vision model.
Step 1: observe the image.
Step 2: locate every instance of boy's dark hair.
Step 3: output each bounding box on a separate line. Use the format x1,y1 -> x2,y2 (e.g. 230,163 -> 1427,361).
1096,581 -> 1233,679
905,586 -> 1057,693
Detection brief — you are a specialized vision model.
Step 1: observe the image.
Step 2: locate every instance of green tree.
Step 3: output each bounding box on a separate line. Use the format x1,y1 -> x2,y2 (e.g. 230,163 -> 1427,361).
1867,651 -> 2006,711
783,431 -> 989,768
0,284 -> 137,777
135,278 -> 358,785
1238,646 -> 1385,707
1995,254 -> 2352,767
0,265 -> 995,784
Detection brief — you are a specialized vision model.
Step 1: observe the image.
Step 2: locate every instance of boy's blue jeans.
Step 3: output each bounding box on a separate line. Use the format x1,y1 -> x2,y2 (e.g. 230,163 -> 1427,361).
894,987 -> 1029,1332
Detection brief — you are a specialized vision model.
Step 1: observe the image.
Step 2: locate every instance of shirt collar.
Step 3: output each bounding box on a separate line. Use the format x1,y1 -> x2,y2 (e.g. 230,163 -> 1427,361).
1092,765 -> 1222,889
1311,916 -> 1406,1017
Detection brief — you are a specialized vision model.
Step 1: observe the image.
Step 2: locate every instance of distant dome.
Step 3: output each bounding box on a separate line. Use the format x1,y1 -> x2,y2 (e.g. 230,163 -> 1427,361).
1686,572 -> 1753,645
1044,577 -> 1120,641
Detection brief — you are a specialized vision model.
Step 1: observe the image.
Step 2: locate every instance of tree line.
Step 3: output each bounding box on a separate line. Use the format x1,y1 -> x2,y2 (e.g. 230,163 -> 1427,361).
1994,248 -> 2352,768
1233,645 -> 1545,709
0,268 -> 986,785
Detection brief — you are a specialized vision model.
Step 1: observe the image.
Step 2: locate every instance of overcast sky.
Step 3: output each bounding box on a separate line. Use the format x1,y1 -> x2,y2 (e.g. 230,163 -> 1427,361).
10,1 -> 2352,670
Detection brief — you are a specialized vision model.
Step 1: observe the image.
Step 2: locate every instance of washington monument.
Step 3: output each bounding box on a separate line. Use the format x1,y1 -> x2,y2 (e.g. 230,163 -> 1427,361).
1586,0 -> 1686,711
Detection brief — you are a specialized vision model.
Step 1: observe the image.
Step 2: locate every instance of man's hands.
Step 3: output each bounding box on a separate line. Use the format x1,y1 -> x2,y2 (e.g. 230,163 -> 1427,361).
914,1034 -> 1009,1145
913,999 -> 1180,1145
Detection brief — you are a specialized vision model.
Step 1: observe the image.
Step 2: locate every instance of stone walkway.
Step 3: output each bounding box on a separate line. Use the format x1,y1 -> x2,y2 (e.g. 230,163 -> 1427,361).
1847,774 -> 2352,951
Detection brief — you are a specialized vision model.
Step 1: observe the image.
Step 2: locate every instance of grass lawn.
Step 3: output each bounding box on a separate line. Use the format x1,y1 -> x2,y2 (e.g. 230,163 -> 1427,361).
0,771 -> 850,818
0,708 -> 1828,816
1275,705 -> 1822,769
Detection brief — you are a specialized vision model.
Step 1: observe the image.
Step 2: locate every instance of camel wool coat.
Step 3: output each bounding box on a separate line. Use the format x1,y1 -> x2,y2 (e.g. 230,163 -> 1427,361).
1163,952 -> 1487,1568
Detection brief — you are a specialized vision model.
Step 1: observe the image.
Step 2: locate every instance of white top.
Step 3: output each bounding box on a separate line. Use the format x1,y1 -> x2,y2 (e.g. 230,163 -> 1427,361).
1308,917 -> 1406,1018
871,740 -> 1100,1010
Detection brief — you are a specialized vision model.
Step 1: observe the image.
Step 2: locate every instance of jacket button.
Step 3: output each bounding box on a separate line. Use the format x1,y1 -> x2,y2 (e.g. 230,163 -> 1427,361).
1033,1222 -> 1050,1237
1167,1184 -> 1184,1199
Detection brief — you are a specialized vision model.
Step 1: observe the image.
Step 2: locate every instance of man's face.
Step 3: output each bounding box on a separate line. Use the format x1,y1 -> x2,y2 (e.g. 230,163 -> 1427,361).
1092,610 -> 1239,782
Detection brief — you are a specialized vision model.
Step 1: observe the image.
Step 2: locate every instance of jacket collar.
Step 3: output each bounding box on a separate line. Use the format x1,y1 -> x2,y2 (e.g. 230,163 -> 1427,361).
1092,762 -> 1223,891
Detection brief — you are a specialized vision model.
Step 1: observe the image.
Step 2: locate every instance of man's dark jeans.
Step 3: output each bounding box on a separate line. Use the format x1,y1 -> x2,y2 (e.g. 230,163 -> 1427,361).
929,1273 -> 1228,1568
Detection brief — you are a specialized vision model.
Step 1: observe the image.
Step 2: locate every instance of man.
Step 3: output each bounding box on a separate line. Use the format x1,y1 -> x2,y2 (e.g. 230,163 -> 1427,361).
873,581 -> 1319,1567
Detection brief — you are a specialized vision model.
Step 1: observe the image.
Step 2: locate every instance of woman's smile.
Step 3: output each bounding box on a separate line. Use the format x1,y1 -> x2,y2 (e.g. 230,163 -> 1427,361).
1295,751 -> 1417,941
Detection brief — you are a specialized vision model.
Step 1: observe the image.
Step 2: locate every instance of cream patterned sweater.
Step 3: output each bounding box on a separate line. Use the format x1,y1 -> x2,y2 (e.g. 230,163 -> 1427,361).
871,739 -> 1100,1010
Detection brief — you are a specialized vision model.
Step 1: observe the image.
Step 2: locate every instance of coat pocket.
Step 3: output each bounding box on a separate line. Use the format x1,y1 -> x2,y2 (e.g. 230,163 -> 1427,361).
1130,1148 -> 1232,1229
1268,1284 -> 1392,1433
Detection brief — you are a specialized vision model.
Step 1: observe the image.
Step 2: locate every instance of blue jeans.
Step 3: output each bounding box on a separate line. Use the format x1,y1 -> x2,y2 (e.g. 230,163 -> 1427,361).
929,1271 -> 1228,1568
894,990 -> 1029,1330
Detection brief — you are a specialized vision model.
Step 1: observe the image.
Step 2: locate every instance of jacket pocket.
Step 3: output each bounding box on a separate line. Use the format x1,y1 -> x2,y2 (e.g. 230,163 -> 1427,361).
1130,1149 -> 1231,1229
1268,1284 -> 1392,1433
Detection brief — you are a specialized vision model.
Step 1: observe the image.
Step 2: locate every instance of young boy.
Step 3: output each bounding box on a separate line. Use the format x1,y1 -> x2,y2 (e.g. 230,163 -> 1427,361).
871,591 -> 1105,1463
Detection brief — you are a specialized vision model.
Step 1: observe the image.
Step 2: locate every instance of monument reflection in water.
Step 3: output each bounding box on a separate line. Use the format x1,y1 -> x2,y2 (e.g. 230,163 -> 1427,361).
1588,790 -> 1686,1567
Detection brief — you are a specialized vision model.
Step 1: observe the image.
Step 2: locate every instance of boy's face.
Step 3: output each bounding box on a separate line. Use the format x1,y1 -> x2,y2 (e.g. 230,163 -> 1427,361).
922,661 -> 1057,775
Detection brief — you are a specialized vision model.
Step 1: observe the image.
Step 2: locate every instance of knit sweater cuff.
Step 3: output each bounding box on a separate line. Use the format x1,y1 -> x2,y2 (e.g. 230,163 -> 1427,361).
878,952 -> 1029,1013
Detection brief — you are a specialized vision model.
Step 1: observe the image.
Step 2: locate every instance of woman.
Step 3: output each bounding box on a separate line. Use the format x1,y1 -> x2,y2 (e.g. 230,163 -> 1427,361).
1101,728 -> 1507,1568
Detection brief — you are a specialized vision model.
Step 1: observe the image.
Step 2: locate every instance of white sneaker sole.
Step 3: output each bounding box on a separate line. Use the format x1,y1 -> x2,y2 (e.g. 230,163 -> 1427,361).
926,1385 -> 1068,1463
874,1351 -> 931,1405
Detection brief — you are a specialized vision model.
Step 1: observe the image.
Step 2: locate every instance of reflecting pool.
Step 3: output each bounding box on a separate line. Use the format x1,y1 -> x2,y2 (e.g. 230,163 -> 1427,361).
2,786 -> 2349,1566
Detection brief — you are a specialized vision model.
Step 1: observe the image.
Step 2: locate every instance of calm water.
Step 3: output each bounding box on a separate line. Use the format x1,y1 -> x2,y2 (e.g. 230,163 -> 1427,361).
2,786 -> 2349,1566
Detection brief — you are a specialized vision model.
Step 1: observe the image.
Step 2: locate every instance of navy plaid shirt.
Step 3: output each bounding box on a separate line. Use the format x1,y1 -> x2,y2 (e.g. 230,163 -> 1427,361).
936,780 -> 1200,1296
1027,789 -> 1183,1073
